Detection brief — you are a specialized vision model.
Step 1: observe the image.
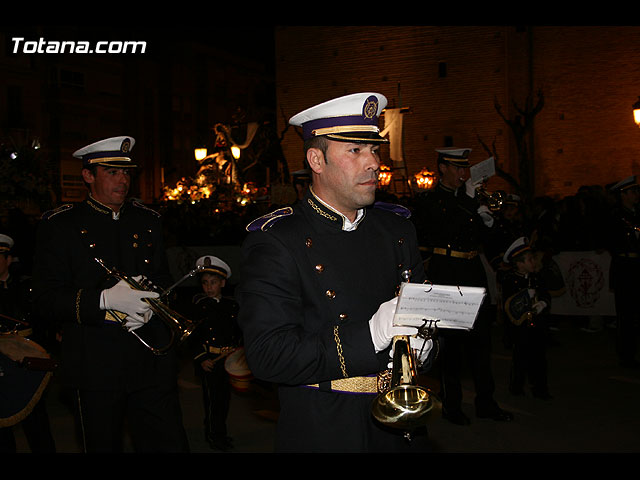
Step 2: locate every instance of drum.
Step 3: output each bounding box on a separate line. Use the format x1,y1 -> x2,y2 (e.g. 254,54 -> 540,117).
224,347 -> 253,393
0,333 -> 57,427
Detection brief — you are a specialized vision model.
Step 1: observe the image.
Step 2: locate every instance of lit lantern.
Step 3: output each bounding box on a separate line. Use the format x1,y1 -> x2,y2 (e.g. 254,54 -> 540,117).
413,168 -> 435,190
231,145 -> 241,160
378,164 -> 392,187
194,147 -> 208,161
633,97 -> 640,126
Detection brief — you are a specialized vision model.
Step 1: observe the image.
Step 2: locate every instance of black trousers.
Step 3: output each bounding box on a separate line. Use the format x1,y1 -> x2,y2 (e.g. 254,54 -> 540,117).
612,259 -> 640,364
509,323 -> 549,394
615,291 -> 639,364
200,362 -> 231,440
76,383 -> 189,453
439,305 -> 498,413
275,386 -> 431,453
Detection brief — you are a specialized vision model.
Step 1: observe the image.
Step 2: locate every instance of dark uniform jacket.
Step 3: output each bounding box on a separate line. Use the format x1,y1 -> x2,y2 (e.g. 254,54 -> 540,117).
237,189 -> 426,452
412,181 -> 491,288
188,294 -> 241,369
502,270 -> 551,327
32,196 -> 175,391
608,205 -> 640,291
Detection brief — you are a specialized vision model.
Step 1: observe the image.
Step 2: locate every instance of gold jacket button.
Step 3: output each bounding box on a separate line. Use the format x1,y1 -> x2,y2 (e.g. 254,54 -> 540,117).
315,264 -> 324,273
325,289 -> 336,299
305,237 -> 313,248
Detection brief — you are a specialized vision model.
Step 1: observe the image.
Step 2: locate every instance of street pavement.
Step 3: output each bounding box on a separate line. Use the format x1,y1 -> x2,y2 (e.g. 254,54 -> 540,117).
11,316 -> 640,454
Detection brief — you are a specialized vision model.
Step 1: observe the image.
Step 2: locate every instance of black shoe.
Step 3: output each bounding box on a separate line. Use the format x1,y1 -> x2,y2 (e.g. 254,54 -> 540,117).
442,408 -> 471,425
476,406 -> 514,422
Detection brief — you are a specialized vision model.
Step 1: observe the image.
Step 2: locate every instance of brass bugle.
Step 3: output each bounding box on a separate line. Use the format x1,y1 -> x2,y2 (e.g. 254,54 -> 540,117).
95,257 -> 200,355
476,186 -> 506,212
371,335 -> 439,436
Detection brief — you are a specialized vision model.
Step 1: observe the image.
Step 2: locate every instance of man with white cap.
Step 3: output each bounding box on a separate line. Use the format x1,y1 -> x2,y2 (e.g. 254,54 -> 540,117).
237,93 -> 435,452
412,147 -> 513,425
607,176 -> 640,368
32,136 -> 189,452
187,255 -> 241,451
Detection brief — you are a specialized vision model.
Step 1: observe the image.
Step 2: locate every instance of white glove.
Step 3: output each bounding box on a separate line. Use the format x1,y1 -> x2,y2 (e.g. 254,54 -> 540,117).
123,309 -> 152,332
369,297 -> 418,353
101,279 -> 159,324
465,178 -> 483,198
410,336 -> 433,366
532,300 -> 547,315
477,205 -> 494,227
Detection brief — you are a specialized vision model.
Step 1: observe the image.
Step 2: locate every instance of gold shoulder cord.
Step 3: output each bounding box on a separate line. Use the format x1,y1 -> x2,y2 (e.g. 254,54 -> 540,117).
333,325 -> 348,378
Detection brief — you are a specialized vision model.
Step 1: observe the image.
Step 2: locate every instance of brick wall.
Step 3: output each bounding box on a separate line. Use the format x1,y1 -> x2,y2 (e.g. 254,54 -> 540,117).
276,26 -> 640,200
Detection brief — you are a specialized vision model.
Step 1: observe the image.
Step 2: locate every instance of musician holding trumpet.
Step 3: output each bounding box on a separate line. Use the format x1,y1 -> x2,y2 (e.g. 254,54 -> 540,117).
412,148 -> 513,425
238,93 -> 435,453
32,136 -> 189,453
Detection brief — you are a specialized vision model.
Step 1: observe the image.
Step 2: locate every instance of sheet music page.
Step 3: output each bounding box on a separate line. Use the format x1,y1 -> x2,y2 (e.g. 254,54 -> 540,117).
470,156 -> 495,184
393,283 -> 487,330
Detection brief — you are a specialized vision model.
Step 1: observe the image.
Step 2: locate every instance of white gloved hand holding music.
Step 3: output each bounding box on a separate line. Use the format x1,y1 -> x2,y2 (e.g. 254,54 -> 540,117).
101,278 -> 159,327
369,297 -> 419,353
465,178 -> 483,198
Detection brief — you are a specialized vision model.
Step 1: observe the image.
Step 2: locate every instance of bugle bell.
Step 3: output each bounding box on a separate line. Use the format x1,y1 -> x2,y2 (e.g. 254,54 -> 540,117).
95,257 -> 201,355
371,335 -> 439,435
476,186 -> 506,212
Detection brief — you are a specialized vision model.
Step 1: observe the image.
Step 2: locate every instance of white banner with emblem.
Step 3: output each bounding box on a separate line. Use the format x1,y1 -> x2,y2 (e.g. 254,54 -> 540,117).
550,251 -> 616,316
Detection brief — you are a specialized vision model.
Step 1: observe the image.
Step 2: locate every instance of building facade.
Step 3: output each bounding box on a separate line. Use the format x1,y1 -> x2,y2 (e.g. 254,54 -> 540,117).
275,25 -> 640,200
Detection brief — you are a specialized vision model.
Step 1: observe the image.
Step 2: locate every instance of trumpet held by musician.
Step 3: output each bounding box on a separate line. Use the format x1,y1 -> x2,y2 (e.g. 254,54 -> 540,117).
32,135 -> 189,453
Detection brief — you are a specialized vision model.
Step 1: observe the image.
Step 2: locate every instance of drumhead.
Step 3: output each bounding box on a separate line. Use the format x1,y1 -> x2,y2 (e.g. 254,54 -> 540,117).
224,347 -> 251,376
